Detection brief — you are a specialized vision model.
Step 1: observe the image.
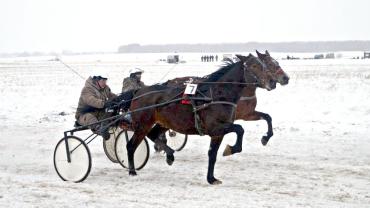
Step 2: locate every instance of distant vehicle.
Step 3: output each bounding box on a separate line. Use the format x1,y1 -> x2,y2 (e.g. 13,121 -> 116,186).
222,54 -> 233,61
364,52 -> 370,59
314,54 -> 324,59
325,53 -> 335,59
167,55 -> 179,64
284,55 -> 300,60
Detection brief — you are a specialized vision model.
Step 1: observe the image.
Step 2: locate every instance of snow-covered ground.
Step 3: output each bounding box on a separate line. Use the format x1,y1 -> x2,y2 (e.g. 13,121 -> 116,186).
0,53 -> 370,207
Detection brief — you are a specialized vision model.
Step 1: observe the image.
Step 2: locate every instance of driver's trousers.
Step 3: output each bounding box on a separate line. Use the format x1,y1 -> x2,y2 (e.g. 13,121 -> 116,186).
77,111 -> 107,131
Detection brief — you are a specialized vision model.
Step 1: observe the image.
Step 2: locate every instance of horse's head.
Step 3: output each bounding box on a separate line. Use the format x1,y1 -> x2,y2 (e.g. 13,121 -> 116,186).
236,54 -> 276,91
256,50 -> 290,85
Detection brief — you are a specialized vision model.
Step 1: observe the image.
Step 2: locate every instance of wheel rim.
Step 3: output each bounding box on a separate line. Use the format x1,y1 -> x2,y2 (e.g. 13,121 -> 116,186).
103,127 -> 121,163
115,131 -> 149,170
54,136 -> 91,182
166,131 -> 187,151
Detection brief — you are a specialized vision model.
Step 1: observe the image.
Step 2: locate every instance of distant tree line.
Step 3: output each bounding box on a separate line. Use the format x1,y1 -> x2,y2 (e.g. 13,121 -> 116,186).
118,41 -> 370,53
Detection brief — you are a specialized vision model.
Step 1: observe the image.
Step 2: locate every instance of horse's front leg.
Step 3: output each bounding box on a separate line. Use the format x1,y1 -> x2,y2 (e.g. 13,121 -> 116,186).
222,123 -> 244,156
245,111 -> 273,146
257,112 -> 273,146
207,136 -> 223,185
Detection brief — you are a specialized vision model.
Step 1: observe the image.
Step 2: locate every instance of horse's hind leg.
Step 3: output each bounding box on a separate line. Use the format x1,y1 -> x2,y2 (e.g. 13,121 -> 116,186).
127,125 -> 152,175
146,124 -> 175,165
207,136 -> 223,185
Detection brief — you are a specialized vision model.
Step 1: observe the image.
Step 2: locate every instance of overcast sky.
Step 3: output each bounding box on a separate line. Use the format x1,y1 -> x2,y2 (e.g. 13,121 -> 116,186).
0,0 -> 369,53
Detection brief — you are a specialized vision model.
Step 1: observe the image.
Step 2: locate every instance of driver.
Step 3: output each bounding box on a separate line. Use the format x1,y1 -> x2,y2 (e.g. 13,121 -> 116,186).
122,68 -> 145,93
75,75 -> 117,140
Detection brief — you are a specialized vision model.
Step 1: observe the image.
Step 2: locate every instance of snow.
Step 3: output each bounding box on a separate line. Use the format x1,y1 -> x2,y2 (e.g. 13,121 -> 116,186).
0,53 -> 370,207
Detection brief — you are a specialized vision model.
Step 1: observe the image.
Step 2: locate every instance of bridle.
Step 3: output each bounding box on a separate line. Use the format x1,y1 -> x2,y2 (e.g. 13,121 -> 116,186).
242,56 -> 267,87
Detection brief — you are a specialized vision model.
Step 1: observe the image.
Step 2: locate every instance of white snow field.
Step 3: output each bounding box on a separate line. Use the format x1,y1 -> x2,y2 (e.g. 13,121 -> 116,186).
0,52 -> 369,207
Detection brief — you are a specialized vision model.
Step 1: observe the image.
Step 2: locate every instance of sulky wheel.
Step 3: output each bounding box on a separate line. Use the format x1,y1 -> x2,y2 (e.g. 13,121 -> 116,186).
103,127 -> 122,163
115,130 -> 150,170
54,136 -> 91,183
166,130 -> 188,151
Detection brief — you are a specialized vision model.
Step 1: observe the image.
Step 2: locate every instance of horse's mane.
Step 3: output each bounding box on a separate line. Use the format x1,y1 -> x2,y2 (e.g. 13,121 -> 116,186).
159,80 -> 171,86
202,59 -> 241,82
155,58 -> 241,87
145,83 -> 171,90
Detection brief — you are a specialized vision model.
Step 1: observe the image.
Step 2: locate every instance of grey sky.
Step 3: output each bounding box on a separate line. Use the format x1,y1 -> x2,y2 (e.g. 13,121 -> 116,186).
0,0 -> 369,53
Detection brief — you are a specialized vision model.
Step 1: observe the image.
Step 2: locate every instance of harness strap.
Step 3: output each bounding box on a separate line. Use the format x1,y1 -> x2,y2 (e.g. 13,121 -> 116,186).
191,101 -> 237,135
193,101 -> 237,112
183,94 -> 205,136
239,95 -> 256,101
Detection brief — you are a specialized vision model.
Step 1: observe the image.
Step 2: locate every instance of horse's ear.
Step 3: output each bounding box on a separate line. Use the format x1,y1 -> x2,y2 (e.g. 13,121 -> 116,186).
265,50 -> 270,56
256,50 -> 262,57
235,54 -> 245,61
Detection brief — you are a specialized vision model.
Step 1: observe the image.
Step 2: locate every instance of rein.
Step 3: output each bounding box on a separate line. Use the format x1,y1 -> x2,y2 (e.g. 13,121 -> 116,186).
197,81 -> 257,86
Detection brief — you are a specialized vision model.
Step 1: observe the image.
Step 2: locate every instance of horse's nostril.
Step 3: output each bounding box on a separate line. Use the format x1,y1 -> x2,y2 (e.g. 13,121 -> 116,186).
283,76 -> 289,84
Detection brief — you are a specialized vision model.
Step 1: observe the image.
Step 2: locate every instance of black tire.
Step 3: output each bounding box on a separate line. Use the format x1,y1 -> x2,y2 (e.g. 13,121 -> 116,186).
115,130 -> 150,170
166,131 -> 188,151
53,136 -> 91,183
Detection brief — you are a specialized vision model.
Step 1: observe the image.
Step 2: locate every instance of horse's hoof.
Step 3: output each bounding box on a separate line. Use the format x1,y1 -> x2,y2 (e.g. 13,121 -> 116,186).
261,136 -> 269,146
154,143 -> 163,152
129,170 -> 137,176
207,177 -> 222,185
166,154 -> 175,166
212,180 -> 222,185
223,145 -> 232,156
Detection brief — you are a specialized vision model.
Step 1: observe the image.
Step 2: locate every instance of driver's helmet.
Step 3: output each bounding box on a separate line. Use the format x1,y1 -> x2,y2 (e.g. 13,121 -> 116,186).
129,68 -> 144,75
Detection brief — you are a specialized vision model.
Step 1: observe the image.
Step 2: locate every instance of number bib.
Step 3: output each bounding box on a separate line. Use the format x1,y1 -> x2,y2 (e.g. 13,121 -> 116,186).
184,84 -> 198,95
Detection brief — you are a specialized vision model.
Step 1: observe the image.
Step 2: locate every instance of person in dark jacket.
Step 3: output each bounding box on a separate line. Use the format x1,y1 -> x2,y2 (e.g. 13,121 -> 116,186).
75,75 -> 116,140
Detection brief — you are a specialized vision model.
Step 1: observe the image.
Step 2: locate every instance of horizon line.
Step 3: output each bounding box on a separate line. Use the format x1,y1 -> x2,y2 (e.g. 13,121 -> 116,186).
1,40 -> 370,55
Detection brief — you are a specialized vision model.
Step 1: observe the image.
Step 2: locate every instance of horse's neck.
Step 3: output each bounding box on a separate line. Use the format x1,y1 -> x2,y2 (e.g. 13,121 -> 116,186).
212,66 -> 245,102
220,62 -> 244,80
241,85 -> 257,97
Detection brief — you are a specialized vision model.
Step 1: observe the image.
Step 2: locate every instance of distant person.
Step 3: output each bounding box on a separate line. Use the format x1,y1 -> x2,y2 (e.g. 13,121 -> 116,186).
215,55 -> 218,62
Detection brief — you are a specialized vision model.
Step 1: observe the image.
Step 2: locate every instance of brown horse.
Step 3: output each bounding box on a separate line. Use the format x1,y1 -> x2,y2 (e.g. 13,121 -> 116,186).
235,50 -> 289,145
125,54 -> 276,184
162,51 -> 289,147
